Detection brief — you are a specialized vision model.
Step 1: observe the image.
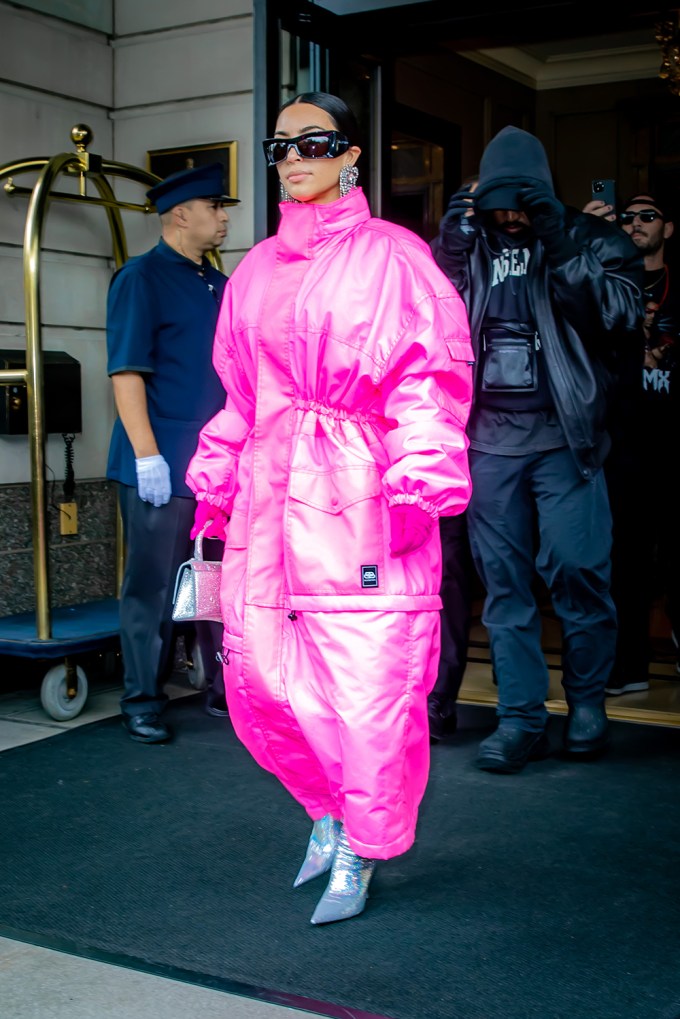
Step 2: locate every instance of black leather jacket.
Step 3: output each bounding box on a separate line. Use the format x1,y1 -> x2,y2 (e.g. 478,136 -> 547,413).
432,204 -> 644,478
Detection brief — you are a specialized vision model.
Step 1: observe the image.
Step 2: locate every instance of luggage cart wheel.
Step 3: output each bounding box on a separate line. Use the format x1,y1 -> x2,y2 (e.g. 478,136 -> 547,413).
186,643 -> 209,691
40,661 -> 89,721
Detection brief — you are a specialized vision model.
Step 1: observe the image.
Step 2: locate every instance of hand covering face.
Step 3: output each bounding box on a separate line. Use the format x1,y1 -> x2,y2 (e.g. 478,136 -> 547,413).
518,185 -> 577,265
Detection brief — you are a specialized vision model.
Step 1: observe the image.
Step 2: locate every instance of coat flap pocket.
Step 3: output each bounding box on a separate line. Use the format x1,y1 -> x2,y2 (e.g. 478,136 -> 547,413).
288,466 -> 382,514
445,338 -> 475,363
225,507 -> 248,550
222,631 -> 244,655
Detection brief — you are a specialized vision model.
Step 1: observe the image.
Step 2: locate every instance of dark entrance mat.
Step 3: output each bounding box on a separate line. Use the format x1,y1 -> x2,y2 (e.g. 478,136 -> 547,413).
1,697 -> 679,1019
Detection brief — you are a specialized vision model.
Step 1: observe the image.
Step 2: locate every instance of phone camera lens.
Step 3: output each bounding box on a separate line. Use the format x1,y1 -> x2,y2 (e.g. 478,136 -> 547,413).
594,182 -> 604,193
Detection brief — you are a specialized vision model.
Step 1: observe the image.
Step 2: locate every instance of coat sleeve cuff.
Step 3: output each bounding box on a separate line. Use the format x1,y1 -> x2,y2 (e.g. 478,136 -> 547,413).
386,492 -> 439,520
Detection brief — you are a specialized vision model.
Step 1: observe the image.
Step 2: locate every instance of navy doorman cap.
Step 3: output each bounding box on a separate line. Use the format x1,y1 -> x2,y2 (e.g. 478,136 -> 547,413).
146,162 -> 239,214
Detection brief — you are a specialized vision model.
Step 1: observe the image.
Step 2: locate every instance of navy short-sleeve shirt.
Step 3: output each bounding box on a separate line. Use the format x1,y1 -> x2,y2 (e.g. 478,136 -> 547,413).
106,239 -> 227,497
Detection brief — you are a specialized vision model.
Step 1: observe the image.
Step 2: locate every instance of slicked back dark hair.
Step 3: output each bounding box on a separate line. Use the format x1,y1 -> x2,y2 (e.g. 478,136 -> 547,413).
278,92 -> 361,148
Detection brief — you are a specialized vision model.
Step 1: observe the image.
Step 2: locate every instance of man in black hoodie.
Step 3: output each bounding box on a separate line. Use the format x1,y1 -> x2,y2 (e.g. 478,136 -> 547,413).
432,126 -> 644,773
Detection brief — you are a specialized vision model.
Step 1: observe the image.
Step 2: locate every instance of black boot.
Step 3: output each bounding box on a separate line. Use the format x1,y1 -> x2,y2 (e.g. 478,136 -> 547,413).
427,699 -> 458,744
563,703 -> 609,757
475,724 -> 550,774
205,682 -> 229,717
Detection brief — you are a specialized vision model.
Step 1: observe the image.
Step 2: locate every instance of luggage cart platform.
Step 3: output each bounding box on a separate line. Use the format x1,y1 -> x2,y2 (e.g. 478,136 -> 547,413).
0,598 -> 120,657
0,599 -> 120,720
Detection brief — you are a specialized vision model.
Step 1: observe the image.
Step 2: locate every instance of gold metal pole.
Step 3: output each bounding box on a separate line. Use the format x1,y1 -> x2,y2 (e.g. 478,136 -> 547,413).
100,159 -> 164,188
90,173 -> 130,591
0,158 -> 51,182
206,249 -> 225,273
23,152 -> 83,638
4,182 -> 154,214
91,174 -> 129,273
0,368 -> 29,385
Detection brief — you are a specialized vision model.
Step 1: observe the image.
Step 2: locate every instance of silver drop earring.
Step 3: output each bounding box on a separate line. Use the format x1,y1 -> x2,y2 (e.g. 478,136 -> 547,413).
339,164 -> 359,197
279,182 -> 299,203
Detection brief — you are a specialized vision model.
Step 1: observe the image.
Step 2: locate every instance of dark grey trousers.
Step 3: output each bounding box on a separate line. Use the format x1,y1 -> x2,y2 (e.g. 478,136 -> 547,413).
429,513 -> 474,719
466,447 -> 616,731
118,484 -> 223,718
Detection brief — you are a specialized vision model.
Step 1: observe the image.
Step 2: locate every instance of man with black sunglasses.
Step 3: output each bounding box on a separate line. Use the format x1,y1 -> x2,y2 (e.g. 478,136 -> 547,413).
599,194 -> 680,693
618,194 -> 676,371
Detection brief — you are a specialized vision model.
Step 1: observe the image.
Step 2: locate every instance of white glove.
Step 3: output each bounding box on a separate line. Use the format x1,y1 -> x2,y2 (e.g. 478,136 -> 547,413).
135,454 -> 172,507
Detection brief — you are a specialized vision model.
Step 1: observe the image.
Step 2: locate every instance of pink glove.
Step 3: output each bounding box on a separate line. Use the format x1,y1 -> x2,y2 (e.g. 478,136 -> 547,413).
389,503 -> 435,558
190,500 -> 229,541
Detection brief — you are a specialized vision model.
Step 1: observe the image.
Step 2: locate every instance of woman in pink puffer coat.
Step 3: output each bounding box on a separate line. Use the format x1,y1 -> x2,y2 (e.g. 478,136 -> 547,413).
186,92 -> 473,925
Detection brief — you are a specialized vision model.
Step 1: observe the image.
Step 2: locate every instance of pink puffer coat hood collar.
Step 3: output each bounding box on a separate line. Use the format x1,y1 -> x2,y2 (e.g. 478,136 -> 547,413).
277,187 -> 372,259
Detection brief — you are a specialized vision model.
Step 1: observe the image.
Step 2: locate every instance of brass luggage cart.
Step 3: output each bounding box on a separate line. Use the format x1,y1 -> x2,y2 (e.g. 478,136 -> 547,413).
0,126 -> 161,720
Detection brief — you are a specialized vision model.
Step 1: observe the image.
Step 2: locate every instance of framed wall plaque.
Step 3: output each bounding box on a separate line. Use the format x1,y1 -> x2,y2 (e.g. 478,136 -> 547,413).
146,141 -> 238,201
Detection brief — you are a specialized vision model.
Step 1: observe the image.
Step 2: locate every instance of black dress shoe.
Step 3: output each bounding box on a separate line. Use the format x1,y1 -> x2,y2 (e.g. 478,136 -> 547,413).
475,725 -> 550,774
122,713 -> 171,744
428,701 -> 457,744
563,703 -> 609,757
205,690 -> 229,718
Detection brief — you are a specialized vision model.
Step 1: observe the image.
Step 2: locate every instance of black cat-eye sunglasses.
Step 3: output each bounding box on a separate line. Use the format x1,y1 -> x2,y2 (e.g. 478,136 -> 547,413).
262,130 -> 350,166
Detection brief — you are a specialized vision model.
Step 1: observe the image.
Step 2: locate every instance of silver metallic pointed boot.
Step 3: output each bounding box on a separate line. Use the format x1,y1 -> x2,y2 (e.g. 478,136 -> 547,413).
293,814 -> 342,888
310,826 -> 376,925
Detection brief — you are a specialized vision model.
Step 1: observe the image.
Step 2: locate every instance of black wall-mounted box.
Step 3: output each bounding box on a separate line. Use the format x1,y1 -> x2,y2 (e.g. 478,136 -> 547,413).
0,349 -> 82,435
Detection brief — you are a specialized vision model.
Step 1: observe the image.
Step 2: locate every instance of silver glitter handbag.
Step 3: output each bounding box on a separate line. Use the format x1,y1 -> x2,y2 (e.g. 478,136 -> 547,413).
172,527 -> 222,623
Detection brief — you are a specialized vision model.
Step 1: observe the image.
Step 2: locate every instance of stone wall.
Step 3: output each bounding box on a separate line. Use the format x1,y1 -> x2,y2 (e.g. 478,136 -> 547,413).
0,479 -> 117,617
0,0 -> 254,618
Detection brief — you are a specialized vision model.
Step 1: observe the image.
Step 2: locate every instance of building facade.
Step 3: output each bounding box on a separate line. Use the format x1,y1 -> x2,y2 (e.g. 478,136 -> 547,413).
0,0 -> 672,615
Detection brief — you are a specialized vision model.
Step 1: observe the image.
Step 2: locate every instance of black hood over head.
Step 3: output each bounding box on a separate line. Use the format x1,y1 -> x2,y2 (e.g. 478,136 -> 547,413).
475,126 -> 555,211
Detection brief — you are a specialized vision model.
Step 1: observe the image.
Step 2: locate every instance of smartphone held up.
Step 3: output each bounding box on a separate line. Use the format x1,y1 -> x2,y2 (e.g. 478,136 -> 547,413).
591,178 -> 617,214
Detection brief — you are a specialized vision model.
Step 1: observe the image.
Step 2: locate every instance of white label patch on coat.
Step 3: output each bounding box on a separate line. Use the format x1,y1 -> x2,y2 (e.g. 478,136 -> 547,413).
361,565 -> 379,588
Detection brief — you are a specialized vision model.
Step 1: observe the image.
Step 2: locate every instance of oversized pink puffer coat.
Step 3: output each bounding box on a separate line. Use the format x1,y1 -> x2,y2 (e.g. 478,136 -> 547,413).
187,188 -> 473,859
